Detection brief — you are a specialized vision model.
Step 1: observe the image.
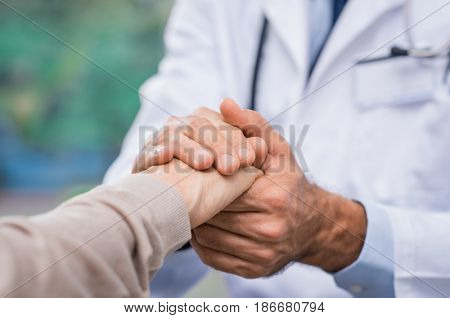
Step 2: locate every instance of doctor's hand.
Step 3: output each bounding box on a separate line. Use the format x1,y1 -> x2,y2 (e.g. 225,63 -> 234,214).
143,159 -> 262,228
191,100 -> 368,277
132,105 -> 268,176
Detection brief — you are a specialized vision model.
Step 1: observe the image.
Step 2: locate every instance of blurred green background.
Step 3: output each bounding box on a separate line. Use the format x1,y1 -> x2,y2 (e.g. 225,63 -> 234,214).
0,0 -> 227,297
0,0 -> 172,191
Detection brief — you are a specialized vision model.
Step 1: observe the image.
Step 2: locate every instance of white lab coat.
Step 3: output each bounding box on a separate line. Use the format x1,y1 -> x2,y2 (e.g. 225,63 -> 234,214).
104,0 -> 450,297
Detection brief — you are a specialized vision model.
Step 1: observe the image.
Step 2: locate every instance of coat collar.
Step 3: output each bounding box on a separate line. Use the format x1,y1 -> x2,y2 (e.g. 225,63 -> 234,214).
261,0 -> 308,74
261,0 -> 405,87
308,0 -> 405,88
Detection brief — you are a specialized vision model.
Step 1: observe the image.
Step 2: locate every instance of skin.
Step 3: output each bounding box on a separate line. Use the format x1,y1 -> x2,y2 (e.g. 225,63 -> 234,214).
145,158 -> 262,229
133,107 -> 268,175
135,99 -> 367,277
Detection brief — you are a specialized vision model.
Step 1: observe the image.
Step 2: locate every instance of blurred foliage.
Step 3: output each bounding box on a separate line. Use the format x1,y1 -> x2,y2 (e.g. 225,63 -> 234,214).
0,0 -> 173,153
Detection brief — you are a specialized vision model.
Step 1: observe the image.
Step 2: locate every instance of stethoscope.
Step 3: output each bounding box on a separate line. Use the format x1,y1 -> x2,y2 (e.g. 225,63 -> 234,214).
249,0 -> 450,110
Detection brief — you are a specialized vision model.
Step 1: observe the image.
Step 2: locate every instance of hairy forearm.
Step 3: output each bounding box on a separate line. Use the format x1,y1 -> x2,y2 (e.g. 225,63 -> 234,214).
298,185 -> 367,273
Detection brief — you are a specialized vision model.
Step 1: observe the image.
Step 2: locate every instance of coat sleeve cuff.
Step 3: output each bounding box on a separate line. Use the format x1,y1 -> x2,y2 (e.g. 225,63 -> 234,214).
112,173 -> 192,254
333,201 -> 395,297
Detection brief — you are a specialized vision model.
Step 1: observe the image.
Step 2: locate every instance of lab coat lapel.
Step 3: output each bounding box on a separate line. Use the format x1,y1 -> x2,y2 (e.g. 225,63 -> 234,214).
261,0 -> 308,73
308,0 -> 405,89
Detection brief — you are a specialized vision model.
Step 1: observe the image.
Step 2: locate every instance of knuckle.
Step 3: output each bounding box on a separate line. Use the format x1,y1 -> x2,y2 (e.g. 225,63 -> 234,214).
238,266 -> 258,279
154,133 -> 166,145
154,127 -> 173,144
194,106 -> 210,115
165,115 -> 178,124
239,272 -> 256,279
192,240 -> 214,266
255,248 -> 277,264
255,219 -> 289,242
132,156 -> 142,173
187,115 -> 209,129
272,219 -> 290,240
264,188 -> 290,211
197,250 -> 214,267
165,116 -> 183,130
193,228 -> 214,246
258,265 -> 273,277
240,265 -> 268,279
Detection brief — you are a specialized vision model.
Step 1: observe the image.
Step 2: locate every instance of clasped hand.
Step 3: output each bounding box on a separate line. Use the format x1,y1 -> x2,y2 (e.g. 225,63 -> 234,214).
134,99 -> 367,278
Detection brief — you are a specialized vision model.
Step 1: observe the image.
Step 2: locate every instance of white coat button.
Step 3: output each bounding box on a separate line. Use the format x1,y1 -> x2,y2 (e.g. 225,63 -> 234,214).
349,284 -> 363,294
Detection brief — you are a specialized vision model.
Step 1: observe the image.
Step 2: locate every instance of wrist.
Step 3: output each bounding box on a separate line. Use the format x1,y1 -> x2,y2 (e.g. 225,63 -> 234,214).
301,189 -> 367,272
141,161 -> 201,227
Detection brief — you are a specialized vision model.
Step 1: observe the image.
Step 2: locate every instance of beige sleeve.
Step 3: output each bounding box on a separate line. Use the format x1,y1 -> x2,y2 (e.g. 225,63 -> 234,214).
0,174 -> 191,297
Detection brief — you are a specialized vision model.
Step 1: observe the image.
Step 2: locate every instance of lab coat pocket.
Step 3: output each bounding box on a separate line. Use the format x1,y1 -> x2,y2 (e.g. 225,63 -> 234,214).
352,56 -> 440,109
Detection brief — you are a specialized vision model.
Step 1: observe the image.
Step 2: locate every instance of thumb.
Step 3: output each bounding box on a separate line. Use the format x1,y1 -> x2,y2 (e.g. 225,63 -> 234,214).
220,98 -> 291,155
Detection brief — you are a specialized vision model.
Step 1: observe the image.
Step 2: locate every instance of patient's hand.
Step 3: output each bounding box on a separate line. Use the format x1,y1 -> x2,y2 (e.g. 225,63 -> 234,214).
132,101 -> 268,175
143,159 -> 262,228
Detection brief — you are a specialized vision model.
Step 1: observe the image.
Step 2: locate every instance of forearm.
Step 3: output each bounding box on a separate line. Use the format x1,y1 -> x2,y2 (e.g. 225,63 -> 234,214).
298,185 -> 367,273
0,174 -> 190,297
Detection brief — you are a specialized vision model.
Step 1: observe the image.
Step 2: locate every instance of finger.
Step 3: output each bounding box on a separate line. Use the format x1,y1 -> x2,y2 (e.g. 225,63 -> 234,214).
132,145 -> 173,173
181,116 -> 241,175
171,134 -> 215,171
247,136 -> 268,169
220,128 -> 255,167
206,211 -> 266,239
193,224 -> 266,262
221,176 -> 268,211
221,194 -> 257,211
192,106 -> 222,121
220,98 -> 291,155
191,234 -> 265,279
153,123 -> 216,171
193,107 -> 255,167
207,211 -> 290,244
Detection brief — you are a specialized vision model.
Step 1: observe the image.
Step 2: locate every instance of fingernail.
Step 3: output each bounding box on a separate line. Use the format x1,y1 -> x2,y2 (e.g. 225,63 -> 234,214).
194,149 -> 213,166
218,154 -> 239,173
